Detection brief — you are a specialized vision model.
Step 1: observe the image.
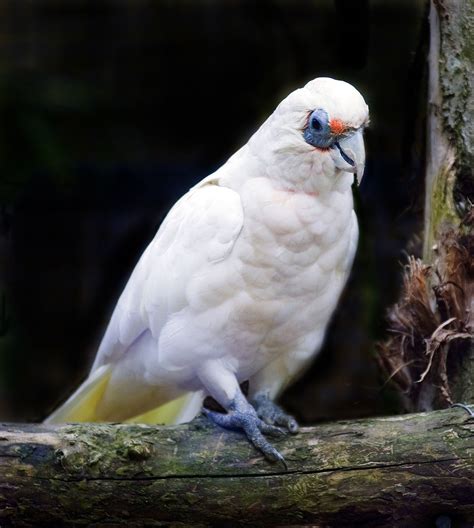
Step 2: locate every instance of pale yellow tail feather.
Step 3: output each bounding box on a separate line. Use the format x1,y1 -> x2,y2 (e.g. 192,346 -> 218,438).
45,364 -> 112,424
125,390 -> 204,425
45,363 -> 204,426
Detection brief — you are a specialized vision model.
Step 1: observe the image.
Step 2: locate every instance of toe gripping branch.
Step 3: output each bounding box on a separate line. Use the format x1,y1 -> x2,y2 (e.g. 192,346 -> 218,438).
203,391 -> 289,468
451,403 -> 474,419
251,392 -> 299,434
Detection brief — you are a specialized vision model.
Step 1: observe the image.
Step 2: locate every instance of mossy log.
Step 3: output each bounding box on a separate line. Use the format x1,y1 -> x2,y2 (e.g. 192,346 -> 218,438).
1,408 -> 474,527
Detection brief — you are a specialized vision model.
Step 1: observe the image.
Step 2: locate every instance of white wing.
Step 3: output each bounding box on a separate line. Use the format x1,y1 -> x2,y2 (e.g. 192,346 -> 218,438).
91,181 -> 244,372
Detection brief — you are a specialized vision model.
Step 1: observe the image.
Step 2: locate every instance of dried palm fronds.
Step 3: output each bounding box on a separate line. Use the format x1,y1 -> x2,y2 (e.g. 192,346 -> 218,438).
377,229 -> 473,411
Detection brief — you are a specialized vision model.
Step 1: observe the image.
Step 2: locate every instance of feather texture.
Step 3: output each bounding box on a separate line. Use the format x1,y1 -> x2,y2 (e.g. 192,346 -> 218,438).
46,77 -> 368,425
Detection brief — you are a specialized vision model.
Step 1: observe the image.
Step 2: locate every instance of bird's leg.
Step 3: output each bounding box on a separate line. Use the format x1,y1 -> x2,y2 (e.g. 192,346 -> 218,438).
198,361 -> 286,464
251,390 -> 299,434
203,391 -> 286,465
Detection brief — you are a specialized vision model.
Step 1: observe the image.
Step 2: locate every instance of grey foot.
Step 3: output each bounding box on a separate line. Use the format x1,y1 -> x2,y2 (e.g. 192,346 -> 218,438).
203,392 -> 287,466
252,392 -> 299,434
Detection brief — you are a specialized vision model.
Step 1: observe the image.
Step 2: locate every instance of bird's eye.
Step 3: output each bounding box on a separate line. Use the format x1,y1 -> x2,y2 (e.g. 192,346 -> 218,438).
304,108 -> 332,149
311,116 -> 322,131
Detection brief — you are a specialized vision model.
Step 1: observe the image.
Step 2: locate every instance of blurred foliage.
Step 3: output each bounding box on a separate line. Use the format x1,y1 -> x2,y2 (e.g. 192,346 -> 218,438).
0,74 -> 99,202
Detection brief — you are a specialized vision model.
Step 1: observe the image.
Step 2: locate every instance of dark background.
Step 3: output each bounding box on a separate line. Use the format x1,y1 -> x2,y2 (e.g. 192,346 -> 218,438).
0,0 -> 427,423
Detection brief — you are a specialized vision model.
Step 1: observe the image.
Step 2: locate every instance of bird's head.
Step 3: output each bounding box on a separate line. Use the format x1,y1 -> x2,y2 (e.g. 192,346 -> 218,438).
300,78 -> 369,180
255,77 -> 369,187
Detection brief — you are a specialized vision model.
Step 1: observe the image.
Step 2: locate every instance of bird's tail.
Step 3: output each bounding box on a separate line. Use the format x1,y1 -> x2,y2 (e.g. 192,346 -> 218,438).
44,365 -> 112,424
44,364 -> 204,425
125,390 -> 204,425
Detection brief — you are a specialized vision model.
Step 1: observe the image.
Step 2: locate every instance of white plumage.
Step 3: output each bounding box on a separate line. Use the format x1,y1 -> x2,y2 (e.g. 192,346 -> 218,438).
47,77 -> 368,459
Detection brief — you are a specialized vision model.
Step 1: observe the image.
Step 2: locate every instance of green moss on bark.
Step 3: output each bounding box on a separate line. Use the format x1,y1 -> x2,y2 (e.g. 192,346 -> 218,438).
0,410 -> 473,526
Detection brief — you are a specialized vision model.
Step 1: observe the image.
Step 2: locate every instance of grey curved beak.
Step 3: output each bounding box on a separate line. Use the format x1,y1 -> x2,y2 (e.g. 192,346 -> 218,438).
333,128 -> 366,182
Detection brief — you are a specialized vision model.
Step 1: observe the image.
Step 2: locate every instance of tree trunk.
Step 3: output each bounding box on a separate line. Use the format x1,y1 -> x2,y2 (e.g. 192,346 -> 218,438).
1,409 -> 474,527
424,0 -> 474,258
424,0 -> 474,404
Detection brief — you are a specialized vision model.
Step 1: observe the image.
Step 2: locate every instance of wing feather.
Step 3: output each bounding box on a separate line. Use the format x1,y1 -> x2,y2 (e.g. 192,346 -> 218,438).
91,182 -> 244,371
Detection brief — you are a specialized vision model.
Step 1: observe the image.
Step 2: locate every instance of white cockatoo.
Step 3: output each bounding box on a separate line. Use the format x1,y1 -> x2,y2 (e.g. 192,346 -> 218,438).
47,77 -> 369,463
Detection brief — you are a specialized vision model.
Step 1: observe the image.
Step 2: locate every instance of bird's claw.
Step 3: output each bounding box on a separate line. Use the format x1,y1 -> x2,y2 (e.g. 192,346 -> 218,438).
451,403 -> 474,419
203,394 -> 287,465
251,392 -> 299,434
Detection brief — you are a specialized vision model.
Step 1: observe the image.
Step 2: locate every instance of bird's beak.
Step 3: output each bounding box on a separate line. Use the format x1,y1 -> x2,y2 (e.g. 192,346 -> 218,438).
331,128 -> 365,183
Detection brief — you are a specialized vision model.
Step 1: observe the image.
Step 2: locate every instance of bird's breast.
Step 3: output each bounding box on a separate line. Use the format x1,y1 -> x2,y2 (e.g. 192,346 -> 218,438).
148,178 -> 358,384
236,178 -> 355,300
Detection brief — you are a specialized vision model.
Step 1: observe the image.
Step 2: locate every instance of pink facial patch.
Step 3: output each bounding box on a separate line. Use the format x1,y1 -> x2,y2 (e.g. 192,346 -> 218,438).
330,119 -> 346,135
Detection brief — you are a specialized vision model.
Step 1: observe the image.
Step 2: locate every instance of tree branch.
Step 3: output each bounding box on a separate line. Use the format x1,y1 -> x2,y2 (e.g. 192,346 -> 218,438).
1,407 -> 474,526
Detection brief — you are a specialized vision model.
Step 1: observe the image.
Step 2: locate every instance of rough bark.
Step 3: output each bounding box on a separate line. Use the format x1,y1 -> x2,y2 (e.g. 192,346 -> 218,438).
424,0 -> 474,403
425,0 -> 474,253
1,408 -> 474,527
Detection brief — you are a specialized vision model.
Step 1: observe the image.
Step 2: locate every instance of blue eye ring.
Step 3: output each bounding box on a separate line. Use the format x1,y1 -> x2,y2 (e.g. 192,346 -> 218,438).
304,108 -> 333,149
